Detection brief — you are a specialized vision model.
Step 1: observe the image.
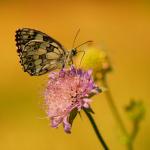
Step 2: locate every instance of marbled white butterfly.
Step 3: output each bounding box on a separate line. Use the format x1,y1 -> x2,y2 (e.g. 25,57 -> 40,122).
15,28 -> 91,76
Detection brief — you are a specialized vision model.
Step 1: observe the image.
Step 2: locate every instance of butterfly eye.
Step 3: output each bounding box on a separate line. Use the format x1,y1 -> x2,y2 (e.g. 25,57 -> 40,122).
72,49 -> 77,56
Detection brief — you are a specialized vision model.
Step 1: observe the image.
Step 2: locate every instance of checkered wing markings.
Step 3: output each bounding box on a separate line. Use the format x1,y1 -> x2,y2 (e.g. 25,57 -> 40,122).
15,28 -> 65,52
15,28 -> 66,76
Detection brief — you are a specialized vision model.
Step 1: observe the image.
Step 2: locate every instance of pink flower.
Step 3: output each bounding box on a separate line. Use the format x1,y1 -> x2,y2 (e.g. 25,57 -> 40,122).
44,66 -> 101,133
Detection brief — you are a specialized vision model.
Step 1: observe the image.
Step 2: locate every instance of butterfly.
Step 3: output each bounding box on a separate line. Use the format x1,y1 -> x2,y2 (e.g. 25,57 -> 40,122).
15,28 -> 92,76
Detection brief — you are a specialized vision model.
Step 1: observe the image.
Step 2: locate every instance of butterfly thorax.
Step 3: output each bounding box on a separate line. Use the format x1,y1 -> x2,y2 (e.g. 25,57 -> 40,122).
65,49 -> 77,66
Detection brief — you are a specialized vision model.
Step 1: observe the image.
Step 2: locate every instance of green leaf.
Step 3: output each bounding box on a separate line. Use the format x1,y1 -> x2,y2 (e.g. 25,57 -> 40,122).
85,107 -> 95,114
69,108 -> 78,125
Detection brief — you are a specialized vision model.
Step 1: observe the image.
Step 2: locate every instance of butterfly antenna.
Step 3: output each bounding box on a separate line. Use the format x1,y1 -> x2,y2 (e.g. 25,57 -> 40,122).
72,29 -> 80,49
75,40 -> 93,49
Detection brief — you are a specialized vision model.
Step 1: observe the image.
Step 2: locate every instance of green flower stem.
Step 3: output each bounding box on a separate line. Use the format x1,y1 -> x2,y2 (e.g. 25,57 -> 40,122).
131,121 -> 139,142
83,108 -> 109,150
101,77 -> 128,136
101,77 -> 131,149
128,121 -> 139,150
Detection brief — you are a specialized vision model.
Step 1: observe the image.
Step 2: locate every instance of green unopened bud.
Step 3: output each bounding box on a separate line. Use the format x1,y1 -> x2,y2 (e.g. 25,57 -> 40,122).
125,100 -> 145,122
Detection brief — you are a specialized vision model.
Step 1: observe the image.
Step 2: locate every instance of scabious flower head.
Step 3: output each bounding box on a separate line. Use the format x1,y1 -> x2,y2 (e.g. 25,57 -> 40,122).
75,47 -> 111,80
44,66 -> 101,133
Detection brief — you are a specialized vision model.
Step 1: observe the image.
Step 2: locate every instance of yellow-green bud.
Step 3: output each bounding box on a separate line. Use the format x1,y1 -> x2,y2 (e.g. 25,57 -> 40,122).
75,47 -> 111,80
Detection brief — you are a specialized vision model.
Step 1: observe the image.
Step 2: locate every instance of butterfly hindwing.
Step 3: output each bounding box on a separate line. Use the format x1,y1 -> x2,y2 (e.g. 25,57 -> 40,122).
15,28 -> 67,76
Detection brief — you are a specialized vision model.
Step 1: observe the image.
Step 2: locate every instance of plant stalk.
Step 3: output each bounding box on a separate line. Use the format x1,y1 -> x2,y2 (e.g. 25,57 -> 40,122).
83,108 -> 109,150
101,77 -> 128,136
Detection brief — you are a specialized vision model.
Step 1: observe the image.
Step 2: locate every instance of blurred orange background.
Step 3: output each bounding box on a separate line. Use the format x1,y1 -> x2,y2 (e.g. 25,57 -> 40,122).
0,1 -> 150,150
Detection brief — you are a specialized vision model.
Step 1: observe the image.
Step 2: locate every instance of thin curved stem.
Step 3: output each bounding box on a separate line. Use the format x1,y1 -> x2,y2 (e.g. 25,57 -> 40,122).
83,108 -> 109,150
101,77 -> 128,136
128,121 -> 139,150
101,77 -> 131,149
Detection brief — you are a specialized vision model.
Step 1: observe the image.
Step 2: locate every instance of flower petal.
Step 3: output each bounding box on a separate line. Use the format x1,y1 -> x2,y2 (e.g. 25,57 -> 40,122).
63,116 -> 71,133
51,116 -> 63,128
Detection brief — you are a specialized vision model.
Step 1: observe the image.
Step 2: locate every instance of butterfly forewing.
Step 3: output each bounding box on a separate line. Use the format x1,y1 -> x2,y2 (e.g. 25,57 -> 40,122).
15,28 -> 67,76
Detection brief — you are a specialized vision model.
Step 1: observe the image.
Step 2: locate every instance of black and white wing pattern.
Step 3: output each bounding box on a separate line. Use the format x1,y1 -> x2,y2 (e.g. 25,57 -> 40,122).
15,28 -> 67,76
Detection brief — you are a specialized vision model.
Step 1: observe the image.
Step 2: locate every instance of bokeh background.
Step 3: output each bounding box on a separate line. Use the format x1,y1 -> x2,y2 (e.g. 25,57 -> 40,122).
0,0 -> 150,150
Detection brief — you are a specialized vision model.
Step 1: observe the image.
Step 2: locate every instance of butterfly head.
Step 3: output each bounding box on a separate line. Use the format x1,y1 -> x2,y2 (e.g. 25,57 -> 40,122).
71,48 -> 78,56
